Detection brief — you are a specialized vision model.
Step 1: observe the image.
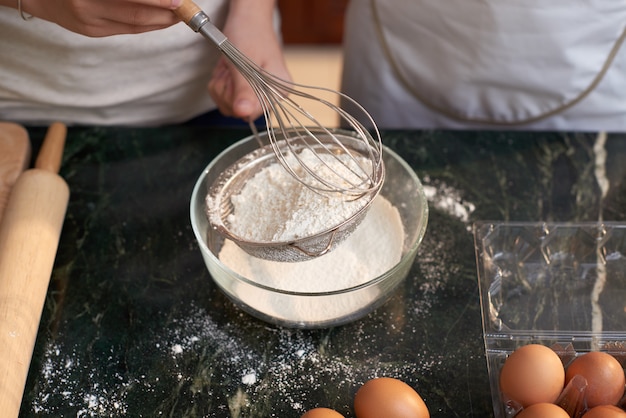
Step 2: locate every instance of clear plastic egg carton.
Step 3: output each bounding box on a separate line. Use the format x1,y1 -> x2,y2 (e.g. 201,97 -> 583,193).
473,222 -> 626,418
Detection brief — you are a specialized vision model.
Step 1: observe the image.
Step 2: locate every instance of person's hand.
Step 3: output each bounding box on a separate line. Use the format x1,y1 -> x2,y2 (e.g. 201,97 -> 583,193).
20,0 -> 182,37
207,0 -> 291,122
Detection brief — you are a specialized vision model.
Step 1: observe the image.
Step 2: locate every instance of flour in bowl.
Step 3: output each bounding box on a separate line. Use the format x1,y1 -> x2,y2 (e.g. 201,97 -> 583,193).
225,149 -> 371,242
218,195 -> 403,293
217,194 -> 404,323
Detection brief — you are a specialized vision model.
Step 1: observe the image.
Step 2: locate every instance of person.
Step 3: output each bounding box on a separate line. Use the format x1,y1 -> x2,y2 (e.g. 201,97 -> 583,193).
340,0 -> 626,131
0,0 -> 291,126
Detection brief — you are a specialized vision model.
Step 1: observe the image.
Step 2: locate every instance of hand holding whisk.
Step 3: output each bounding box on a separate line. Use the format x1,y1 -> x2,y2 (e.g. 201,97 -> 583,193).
174,0 -> 384,198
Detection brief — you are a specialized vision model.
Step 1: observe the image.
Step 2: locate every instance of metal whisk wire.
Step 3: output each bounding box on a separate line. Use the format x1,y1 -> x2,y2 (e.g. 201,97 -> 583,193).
177,1 -> 384,198
222,40 -> 383,197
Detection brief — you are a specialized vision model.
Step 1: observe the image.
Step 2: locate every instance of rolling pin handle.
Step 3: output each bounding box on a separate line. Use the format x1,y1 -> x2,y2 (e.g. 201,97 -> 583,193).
35,122 -> 66,174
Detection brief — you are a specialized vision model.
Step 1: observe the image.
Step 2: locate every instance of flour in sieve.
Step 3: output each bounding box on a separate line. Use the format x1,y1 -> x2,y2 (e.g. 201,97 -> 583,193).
224,148 -> 371,242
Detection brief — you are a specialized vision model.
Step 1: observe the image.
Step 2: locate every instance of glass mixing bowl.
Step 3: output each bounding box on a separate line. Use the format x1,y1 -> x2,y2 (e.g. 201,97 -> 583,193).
190,131 -> 429,328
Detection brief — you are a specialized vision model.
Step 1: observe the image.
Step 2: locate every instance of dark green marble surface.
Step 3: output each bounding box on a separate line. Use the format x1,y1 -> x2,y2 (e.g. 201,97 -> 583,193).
18,128 -> 626,417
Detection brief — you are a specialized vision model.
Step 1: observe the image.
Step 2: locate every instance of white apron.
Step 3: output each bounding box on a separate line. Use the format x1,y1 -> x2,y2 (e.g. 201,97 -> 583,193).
341,0 -> 626,130
0,1 -> 228,126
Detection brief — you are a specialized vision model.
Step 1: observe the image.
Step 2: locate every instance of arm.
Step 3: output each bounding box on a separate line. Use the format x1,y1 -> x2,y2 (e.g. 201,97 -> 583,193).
208,0 -> 292,121
0,0 -> 181,37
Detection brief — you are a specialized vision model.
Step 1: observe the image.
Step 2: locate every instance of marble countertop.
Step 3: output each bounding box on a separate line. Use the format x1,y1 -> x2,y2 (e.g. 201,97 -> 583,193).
18,127 -> 626,417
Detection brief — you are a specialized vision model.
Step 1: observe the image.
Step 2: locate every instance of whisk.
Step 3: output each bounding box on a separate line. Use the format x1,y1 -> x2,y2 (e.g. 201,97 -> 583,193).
176,0 -> 385,261
175,1 -> 383,195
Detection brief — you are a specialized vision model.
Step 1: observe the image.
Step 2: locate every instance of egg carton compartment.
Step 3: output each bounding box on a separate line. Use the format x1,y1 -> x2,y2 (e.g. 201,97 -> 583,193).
473,222 -> 626,418
484,338 -> 626,418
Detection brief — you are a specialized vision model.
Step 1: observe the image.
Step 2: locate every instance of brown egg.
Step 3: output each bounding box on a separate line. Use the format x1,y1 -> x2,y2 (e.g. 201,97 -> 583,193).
301,407 -> 345,418
354,377 -> 430,418
515,402 -> 570,418
565,352 -> 626,408
582,405 -> 626,418
499,344 -> 565,407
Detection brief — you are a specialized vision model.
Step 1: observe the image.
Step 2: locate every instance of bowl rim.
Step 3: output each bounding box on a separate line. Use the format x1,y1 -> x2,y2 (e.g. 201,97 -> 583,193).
190,133 -> 429,297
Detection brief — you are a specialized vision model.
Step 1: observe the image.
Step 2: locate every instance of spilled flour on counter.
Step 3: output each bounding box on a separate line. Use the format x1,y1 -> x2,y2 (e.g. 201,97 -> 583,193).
28,302 -> 438,417
218,195 -> 404,322
421,176 -> 475,230
152,305 -> 434,416
32,342 -> 131,416
220,148 -> 371,242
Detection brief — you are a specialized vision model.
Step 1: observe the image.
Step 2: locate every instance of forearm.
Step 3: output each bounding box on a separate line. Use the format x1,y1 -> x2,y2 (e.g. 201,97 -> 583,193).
229,0 -> 276,17
224,0 -> 277,32
208,0 -> 290,119
1,0 -> 180,37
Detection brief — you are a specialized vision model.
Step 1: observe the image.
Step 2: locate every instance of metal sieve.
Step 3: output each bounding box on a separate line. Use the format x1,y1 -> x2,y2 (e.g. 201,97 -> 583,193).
205,129 -> 385,263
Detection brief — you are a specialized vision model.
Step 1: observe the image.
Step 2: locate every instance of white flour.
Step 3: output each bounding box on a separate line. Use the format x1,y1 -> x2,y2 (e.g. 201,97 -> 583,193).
422,175 -> 475,229
225,149 -> 370,242
218,195 -> 404,323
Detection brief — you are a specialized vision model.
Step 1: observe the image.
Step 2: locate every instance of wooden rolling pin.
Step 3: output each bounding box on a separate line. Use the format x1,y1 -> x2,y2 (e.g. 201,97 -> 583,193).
0,122 -> 31,221
0,122 -> 69,418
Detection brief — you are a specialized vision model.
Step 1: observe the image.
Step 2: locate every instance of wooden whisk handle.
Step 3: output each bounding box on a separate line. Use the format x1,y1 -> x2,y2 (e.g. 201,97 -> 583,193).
174,0 -> 203,25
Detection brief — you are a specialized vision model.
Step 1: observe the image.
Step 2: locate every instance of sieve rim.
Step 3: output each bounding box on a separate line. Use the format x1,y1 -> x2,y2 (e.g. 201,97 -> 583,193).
205,129 -> 385,259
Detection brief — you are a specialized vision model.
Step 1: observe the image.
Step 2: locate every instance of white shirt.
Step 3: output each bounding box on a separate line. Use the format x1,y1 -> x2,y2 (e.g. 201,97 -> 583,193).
0,0 -> 227,126
341,0 -> 626,131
